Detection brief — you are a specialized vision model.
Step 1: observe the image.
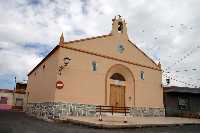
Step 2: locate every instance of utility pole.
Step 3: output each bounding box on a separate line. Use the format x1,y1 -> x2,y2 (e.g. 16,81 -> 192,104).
13,76 -> 16,107
14,76 -> 16,91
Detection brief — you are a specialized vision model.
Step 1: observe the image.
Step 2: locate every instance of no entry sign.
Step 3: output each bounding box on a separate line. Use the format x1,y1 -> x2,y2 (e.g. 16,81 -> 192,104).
56,80 -> 64,89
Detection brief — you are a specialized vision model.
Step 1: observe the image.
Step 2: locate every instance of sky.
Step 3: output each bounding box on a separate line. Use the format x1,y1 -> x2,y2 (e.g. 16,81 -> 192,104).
0,0 -> 200,89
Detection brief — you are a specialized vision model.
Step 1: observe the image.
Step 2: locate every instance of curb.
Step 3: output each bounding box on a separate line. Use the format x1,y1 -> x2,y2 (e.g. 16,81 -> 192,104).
54,118 -> 200,129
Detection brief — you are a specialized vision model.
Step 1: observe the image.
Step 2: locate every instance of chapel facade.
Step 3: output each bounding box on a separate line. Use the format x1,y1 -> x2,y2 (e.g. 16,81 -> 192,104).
26,16 -> 164,118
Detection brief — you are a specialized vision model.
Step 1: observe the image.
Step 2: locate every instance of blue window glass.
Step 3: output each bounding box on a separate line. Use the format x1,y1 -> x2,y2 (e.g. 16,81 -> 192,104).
140,71 -> 144,80
92,61 -> 97,71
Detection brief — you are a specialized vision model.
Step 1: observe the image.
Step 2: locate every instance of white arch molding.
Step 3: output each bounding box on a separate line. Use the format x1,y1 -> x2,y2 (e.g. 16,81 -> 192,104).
105,64 -> 135,107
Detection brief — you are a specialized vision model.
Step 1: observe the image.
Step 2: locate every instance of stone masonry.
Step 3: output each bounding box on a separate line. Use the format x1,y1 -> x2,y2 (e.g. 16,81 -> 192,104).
130,107 -> 165,117
26,102 -> 165,120
26,102 -> 96,120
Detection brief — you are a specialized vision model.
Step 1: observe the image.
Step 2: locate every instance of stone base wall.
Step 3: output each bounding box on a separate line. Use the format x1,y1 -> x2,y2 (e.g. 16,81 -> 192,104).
26,102 -> 165,120
26,102 -> 96,120
130,107 -> 165,117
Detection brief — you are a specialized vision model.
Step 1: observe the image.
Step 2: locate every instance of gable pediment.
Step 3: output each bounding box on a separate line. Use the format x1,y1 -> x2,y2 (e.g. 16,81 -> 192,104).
62,34 -> 160,70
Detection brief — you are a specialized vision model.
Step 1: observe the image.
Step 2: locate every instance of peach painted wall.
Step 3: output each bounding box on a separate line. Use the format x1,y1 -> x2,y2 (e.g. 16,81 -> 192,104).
55,47 -> 106,105
27,49 -> 59,103
131,66 -> 163,107
54,39 -> 163,108
66,35 -> 159,70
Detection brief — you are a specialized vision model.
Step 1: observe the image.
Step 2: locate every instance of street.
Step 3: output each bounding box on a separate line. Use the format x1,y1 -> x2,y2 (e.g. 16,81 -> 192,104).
0,111 -> 200,133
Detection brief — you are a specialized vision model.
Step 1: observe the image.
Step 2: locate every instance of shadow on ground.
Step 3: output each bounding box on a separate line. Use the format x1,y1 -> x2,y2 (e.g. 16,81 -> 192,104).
0,110 -> 200,133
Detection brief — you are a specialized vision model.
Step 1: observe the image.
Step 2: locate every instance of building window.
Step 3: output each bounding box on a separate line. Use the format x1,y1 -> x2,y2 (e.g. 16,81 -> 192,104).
178,97 -> 189,110
92,61 -> 97,71
0,97 -> 8,104
43,64 -> 45,69
140,71 -> 144,80
110,73 -> 126,81
117,44 -> 125,53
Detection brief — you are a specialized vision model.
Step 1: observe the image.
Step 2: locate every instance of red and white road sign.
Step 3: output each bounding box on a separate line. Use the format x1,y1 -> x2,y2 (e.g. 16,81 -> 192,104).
56,80 -> 64,89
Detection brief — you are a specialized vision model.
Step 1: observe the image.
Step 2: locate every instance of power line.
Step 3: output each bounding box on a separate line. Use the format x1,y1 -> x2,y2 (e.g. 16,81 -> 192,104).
164,74 -> 200,83
164,67 -> 200,73
165,44 -> 200,71
163,74 -> 200,88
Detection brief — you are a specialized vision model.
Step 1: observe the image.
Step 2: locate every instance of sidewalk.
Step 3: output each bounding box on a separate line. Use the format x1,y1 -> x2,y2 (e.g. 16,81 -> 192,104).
59,116 -> 200,128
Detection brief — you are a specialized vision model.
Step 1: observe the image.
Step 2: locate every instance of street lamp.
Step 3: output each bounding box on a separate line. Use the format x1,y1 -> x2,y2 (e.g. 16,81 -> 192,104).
64,57 -> 71,66
58,57 -> 71,75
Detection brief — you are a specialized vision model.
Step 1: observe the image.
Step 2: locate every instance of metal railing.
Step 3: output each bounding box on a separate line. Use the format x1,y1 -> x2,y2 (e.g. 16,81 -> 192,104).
96,105 -> 130,123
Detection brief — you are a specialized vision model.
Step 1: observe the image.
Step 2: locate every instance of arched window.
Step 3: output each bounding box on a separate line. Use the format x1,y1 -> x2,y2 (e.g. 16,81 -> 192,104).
110,73 -> 125,81
118,21 -> 123,33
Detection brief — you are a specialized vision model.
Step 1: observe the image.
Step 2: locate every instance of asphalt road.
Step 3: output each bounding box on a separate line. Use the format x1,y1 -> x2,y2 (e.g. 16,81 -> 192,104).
1,110 -> 200,133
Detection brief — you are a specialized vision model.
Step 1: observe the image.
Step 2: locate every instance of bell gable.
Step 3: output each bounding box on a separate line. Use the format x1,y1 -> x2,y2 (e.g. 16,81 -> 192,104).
60,16 -> 160,70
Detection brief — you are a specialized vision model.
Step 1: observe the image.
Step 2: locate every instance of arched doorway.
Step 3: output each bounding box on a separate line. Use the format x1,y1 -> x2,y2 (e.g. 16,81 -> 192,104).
105,64 -> 135,107
110,73 -> 126,107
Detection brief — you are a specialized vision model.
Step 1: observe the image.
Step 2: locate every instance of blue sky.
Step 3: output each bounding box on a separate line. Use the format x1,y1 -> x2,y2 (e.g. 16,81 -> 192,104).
0,42 -> 51,88
23,43 -> 53,57
0,0 -> 200,89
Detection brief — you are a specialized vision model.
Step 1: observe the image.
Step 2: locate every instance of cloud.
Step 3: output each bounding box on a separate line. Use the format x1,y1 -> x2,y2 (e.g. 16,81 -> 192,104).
22,42 -> 53,57
0,0 -> 200,88
0,41 -> 42,79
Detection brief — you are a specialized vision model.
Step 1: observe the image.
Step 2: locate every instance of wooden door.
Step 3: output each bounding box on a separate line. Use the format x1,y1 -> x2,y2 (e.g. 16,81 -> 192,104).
110,84 -> 125,107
